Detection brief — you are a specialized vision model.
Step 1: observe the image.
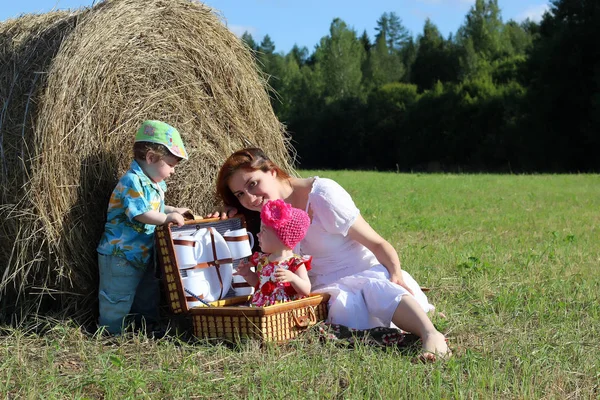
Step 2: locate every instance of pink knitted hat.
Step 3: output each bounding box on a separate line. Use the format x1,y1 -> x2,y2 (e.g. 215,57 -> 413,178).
260,199 -> 311,249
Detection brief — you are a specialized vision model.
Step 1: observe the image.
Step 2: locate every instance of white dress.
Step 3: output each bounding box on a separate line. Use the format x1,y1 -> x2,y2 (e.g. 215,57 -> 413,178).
295,177 -> 434,329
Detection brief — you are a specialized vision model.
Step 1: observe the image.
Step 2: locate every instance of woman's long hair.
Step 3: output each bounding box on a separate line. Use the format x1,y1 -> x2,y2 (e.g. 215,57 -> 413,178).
216,147 -> 290,209
216,148 -> 291,243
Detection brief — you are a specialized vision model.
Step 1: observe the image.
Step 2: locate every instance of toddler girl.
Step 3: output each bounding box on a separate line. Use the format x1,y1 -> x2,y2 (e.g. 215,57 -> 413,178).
235,199 -> 312,306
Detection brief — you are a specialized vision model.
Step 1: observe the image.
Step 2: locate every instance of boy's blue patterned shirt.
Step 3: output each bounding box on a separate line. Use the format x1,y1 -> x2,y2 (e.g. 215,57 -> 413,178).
97,160 -> 167,269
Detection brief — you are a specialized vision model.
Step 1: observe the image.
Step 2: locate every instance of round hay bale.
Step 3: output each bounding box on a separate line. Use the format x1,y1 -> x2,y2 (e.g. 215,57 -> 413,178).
0,0 -> 294,323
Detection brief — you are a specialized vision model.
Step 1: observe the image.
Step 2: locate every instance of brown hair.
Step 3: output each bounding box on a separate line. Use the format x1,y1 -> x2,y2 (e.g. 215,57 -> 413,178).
133,141 -> 171,161
216,148 -> 291,209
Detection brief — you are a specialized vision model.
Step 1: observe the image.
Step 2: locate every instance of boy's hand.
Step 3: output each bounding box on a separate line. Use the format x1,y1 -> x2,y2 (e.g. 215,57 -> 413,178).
274,267 -> 295,283
165,212 -> 185,227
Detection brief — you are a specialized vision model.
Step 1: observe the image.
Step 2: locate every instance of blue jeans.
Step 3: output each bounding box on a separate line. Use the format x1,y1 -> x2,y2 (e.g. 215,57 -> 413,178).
98,254 -> 159,334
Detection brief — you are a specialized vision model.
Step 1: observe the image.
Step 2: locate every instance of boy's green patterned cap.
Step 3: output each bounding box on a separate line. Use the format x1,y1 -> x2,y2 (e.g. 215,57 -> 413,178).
135,120 -> 188,160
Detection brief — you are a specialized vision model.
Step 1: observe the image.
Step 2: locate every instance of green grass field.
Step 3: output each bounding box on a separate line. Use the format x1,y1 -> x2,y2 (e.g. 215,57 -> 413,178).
2,172 -> 599,399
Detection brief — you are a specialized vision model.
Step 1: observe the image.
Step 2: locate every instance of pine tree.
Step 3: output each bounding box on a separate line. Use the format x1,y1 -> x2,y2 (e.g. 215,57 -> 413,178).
375,12 -> 410,53
258,35 -> 275,55
241,31 -> 258,52
369,12 -> 408,85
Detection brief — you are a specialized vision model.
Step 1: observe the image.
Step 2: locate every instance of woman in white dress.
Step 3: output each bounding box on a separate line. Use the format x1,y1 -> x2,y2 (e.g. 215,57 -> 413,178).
214,148 -> 450,360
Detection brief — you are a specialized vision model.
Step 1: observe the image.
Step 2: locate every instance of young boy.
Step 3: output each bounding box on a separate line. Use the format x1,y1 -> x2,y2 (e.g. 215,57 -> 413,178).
96,120 -> 189,335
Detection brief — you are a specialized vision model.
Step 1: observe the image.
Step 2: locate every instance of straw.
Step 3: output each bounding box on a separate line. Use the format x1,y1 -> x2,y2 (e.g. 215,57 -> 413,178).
0,0 -> 296,324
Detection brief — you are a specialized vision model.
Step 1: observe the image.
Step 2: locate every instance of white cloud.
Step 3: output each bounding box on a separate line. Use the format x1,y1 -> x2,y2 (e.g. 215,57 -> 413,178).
515,4 -> 550,23
228,24 -> 258,38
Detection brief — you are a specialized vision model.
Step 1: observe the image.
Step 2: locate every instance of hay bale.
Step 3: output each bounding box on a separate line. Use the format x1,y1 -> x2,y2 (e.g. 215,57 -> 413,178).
0,0 -> 293,323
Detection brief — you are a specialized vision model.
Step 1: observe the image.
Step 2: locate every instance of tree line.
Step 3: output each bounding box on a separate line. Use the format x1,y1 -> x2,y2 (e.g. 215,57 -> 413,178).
241,0 -> 599,172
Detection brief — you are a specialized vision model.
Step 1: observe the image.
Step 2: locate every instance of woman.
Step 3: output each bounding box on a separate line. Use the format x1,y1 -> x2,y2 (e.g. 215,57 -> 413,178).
213,148 -> 450,360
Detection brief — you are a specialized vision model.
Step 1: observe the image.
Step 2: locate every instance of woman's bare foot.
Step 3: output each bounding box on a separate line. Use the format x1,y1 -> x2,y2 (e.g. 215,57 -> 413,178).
419,330 -> 451,362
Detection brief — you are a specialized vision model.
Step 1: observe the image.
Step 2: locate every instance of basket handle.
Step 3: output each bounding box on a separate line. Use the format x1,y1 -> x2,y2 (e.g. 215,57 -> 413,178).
292,306 -> 317,328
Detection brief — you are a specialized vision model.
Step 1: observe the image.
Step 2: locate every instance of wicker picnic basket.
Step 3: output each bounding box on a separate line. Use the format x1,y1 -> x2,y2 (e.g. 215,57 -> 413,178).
192,293 -> 329,342
155,216 -> 329,342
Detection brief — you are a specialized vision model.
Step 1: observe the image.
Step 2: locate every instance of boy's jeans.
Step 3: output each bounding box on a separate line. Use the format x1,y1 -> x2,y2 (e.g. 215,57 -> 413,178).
98,254 -> 159,334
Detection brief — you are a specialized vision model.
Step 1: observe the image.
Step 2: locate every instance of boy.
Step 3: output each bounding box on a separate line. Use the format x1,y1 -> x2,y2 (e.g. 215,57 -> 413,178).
96,120 -> 189,334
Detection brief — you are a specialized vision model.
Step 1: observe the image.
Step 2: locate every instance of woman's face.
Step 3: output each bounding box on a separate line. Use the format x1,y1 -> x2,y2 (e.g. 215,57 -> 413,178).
228,168 -> 282,212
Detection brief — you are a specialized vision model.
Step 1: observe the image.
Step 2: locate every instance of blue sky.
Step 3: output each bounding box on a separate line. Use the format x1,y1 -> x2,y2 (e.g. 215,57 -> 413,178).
1,0 -> 551,53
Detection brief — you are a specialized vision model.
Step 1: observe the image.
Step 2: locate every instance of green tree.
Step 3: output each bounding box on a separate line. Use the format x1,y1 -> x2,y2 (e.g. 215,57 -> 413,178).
457,0 -> 505,77
526,0 -> 600,170
502,20 -> 533,55
412,19 -> 459,90
257,35 -> 280,81
375,12 -> 410,52
358,30 -> 373,88
364,13 -> 410,87
241,31 -> 258,52
365,34 -> 404,87
520,18 -> 540,40
255,35 -> 286,114
285,64 -> 327,167
358,30 -> 371,53
272,53 -> 303,121
258,34 -> 275,55
400,37 -> 418,83
288,44 -> 309,67
314,18 -> 365,101
366,83 -> 420,168
459,0 -> 504,57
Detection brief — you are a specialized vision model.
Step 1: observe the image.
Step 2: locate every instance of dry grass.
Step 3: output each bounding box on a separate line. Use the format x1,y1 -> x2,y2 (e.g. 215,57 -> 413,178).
0,0 -> 293,323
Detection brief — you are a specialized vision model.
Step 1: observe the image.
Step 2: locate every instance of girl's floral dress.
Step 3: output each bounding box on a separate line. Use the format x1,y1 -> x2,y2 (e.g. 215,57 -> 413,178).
249,252 -> 312,307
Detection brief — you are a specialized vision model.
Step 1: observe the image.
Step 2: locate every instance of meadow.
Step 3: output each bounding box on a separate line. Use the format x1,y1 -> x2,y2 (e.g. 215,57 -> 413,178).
1,172 -> 599,399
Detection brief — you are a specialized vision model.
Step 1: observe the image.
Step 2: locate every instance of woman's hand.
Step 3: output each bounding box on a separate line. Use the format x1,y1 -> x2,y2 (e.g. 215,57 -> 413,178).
206,206 -> 238,220
389,271 -> 415,296
347,216 -> 415,296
